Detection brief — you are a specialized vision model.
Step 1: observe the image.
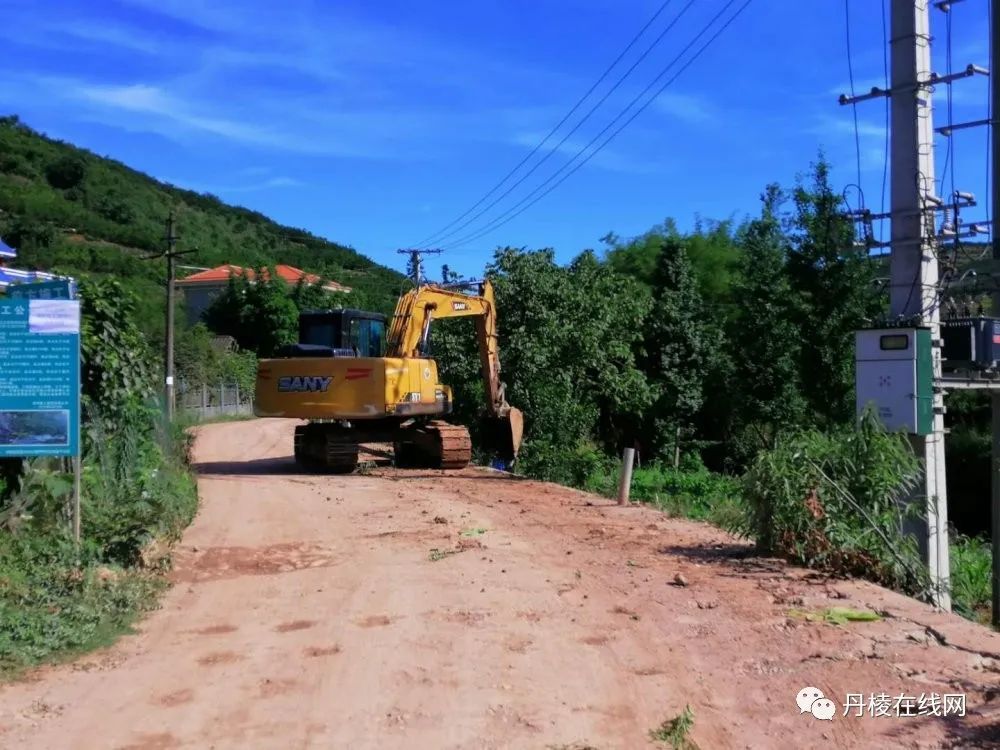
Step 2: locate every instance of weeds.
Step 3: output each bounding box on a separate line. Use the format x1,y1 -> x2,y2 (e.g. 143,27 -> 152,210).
581,454 -> 741,525
0,401 -> 197,677
736,413 -> 928,595
650,705 -> 696,749
951,535 -> 991,623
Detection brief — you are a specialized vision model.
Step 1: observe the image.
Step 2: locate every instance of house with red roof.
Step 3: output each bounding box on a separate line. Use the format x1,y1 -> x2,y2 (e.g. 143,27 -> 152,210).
175,264 -> 351,325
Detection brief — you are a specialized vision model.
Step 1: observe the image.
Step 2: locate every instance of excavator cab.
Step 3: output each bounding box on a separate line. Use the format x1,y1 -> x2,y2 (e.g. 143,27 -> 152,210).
281,309 -> 387,358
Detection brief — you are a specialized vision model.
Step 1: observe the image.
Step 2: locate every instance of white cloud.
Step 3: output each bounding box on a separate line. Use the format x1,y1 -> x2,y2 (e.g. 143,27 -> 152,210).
508,131 -> 656,175
74,83 -> 279,145
157,175 -> 305,194
653,91 -> 716,124
262,177 -> 303,188
810,115 -> 888,142
53,22 -> 162,54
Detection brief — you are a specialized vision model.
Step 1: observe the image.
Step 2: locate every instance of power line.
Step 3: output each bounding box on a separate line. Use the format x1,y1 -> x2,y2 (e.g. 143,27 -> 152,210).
879,0 -> 890,245
987,0 -> 993,249
442,0 -> 753,251
418,0 -> 696,249
412,0 -> 683,248
939,8 -> 957,201
844,0 -> 864,193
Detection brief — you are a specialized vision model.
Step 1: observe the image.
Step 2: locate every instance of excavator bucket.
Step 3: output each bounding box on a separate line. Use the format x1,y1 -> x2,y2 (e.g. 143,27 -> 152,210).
482,407 -> 524,466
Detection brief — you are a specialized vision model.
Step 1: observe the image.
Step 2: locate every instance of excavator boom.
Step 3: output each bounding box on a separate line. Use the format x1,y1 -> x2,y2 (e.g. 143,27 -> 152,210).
386,280 -> 523,459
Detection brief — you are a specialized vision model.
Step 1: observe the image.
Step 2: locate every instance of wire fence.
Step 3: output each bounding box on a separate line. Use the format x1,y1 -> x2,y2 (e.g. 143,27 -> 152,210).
177,381 -> 253,420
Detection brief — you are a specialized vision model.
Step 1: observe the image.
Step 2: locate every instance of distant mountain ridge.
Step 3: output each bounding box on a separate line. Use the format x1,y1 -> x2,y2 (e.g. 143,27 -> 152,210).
0,115 -> 406,332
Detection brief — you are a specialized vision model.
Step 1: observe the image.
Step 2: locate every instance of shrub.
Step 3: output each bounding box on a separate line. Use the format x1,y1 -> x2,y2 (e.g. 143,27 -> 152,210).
517,439 -> 614,487
737,411 -> 928,593
44,155 -> 86,190
0,532 -> 163,674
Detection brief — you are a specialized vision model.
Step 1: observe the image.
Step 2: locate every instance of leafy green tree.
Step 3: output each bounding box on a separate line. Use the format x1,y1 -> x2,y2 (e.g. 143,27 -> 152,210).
731,185 -> 805,458
432,247 -> 651,461
79,278 -> 155,426
642,239 -> 714,465
604,217 -> 741,308
202,269 -> 298,356
786,159 -> 879,426
289,276 -> 340,313
44,155 -> 86,190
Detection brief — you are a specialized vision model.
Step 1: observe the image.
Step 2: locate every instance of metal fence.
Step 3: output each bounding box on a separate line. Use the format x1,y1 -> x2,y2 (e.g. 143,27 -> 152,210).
177,382 -> 253,420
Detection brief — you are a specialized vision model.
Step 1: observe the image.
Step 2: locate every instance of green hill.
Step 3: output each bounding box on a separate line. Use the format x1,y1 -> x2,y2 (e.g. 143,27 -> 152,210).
0,115 -> 407,335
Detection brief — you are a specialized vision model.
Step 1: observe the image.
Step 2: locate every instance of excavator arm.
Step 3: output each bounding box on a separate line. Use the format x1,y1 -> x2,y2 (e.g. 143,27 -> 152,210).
386,280 -> 524,458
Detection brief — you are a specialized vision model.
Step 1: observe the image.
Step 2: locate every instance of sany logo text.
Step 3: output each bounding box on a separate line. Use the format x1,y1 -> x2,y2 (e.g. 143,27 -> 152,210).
278,376 -> 333,393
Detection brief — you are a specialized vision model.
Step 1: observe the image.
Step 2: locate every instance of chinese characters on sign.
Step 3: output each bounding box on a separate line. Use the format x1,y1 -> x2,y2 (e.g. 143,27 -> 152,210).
7,279 -> 77,301
0,298 -> 81,457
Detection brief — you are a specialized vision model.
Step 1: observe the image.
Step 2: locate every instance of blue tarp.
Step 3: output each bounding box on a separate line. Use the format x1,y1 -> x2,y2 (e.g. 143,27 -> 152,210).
0,239 -> 16,259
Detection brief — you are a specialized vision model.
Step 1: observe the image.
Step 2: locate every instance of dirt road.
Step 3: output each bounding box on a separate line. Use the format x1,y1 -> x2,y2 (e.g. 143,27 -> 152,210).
2,419 -> 1000,749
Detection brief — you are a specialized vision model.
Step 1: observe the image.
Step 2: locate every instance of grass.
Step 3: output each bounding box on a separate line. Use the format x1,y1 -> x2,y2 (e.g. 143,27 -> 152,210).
649,705 -> 697,749
951,535 -> 991,624
0,535 -> 165,677
582,460 -> 742,529
0,410 -> 199,679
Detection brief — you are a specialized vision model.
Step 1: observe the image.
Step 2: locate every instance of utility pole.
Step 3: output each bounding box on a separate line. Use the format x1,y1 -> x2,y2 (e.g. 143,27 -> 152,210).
889,0 -> 950,609
397,248 -> 442,287
991,0 -> 1000,628
849,0 -> 992,615
145,213 -> 195,421
165,214 -> 178,420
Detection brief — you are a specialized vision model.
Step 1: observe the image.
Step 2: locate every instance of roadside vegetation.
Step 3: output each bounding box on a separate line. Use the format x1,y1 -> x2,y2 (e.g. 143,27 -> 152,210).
0,280 -> 197,677
431,159 -> 991,622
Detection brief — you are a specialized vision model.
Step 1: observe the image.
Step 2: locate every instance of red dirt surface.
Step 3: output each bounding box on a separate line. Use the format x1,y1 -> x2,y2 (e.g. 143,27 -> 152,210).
1,419 -> 999,749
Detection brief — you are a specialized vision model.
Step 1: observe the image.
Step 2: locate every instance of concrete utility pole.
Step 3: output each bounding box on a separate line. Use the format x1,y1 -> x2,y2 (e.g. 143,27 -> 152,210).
397,248 -> 443,287
145,213 -> 195,421
165,214 -> 178,420
991,0 -> 1000,628
889,0 -> 950,609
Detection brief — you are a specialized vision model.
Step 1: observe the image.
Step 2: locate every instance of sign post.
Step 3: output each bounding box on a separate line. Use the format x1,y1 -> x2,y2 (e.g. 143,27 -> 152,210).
0,287 -> 82,541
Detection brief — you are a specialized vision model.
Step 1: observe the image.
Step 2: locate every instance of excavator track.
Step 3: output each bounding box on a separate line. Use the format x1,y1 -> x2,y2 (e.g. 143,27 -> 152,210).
428,421 -> 472,470
295,424 -> 359,474
394,421 -> 472,470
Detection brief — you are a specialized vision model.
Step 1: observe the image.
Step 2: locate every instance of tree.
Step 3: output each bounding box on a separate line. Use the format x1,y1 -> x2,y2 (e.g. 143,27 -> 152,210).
731,185 -> 805,459
79,278 -> 155,426
642,239 -> 714,465
203,269 -> 298,356
289,276 -> 338,313
45,155 -> 86,190
431,247 -> 652,463
786,159 -> 879,426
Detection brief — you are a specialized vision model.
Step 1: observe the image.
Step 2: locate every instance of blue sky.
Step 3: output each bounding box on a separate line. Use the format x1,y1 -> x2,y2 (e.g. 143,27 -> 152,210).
0,0 -> 992,279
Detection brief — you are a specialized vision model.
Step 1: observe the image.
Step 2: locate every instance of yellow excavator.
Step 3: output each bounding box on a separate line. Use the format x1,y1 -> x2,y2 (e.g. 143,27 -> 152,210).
254,280 -> 524,473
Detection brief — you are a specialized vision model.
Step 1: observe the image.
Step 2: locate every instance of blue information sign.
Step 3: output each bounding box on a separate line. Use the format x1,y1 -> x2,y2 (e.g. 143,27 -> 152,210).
0,298 -> 81,457
7,279 -> 77,301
